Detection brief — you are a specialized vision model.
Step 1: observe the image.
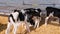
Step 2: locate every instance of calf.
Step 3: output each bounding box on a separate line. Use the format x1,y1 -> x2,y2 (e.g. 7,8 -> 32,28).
45,7 -> 60,25
31,8 -> 41,28
6,10 -> 20,34
24,8 -> 41,28
6,9 -> 30,34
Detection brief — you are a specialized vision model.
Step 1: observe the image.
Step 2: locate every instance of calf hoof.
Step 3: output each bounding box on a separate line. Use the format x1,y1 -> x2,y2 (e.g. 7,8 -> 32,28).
44,23 -> 47,26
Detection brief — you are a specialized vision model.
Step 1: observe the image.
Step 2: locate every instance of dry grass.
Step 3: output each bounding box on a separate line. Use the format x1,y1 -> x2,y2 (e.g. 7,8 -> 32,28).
29,24 -> 60,34
0,16 -> 60,34
0,16 -> 8,24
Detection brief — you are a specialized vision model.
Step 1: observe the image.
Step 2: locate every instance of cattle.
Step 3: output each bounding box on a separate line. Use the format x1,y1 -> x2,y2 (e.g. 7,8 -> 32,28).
23,8 -> 41,28
6,9 -> 20,34
45,7 -> 60,25
6,8 -> 42,34
6,9 -> 30,34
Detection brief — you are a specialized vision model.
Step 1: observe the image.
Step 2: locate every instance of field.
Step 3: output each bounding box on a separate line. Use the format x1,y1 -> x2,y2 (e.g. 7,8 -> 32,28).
0,15 -> 60,34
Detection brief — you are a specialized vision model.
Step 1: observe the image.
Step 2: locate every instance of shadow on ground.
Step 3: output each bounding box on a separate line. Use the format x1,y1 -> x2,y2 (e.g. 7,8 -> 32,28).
0,23 -> 7,32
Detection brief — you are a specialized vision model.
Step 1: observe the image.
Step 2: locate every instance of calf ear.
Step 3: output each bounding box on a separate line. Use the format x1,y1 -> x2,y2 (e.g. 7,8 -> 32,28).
37,9 -> 41,12
17,10 -> 20,12
40,12 -> 42,16
14,9 -> 17,12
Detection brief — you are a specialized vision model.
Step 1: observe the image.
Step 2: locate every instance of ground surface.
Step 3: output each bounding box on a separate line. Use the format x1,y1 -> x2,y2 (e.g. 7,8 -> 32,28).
0,16 -> 60,34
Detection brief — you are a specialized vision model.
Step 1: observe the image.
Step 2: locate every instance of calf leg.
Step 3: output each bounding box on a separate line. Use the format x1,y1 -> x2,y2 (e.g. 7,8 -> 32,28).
45,12 -> 54,25
25,15 -> 30,32
33,17 -> 40,28
45,17 -> 49,25
13,24 -> 18,34
58,18 -> 60,24
34,18 -> 40,28
25,22 -> 30,32
6,22 -> 12,34
13,21 -> 22,34
37,17 -> 41,28
37,22 -> 39,28
34,20 -> 40,28
34,20 -> 38,28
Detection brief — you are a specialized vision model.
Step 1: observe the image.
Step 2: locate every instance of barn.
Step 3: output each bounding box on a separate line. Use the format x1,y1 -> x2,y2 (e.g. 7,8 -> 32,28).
0,0 -> 60,34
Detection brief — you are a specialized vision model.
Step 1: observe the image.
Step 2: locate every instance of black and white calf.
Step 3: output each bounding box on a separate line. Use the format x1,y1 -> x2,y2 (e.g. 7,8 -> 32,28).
45,7 -> 60,25
6,10 -> 20,34
6,8 -> 42,34
6,9 -> 30,34
24,8 -> 42,28
31,8 -> 41,28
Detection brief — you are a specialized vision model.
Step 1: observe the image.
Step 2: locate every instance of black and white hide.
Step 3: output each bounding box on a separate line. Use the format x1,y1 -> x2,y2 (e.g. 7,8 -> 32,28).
6,9 -> 31,34
24,8 -> 41,28
45,7 -> 60,25
6,10 -> 21,34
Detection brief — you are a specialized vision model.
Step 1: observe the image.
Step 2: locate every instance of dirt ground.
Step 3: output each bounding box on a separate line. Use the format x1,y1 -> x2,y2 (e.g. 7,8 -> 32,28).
0,16 -> 60,34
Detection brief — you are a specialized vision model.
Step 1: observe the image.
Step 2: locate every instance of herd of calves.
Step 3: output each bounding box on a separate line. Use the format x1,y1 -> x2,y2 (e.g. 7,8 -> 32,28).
5,7 -> 60,34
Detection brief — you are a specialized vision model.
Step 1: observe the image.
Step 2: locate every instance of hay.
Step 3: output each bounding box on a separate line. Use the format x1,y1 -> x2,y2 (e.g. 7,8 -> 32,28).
0,16 -> 60,34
